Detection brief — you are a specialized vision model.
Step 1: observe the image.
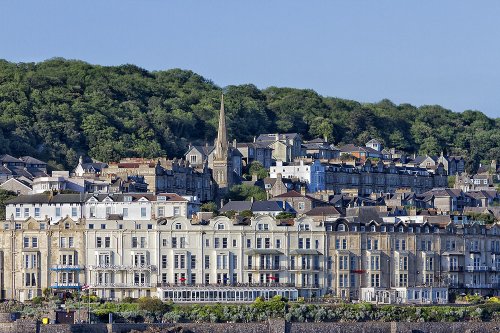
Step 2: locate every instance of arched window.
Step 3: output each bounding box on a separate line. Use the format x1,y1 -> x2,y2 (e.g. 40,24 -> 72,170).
217,223 -> 225,230
338,224 -> 345,232
175,223 -> 182,230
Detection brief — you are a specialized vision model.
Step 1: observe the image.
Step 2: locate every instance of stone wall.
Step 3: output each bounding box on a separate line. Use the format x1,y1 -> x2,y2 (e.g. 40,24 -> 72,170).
1,320 -> 500,333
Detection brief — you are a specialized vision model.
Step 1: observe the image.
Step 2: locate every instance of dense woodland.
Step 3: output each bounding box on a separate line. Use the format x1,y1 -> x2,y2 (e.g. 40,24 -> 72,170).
0,58 -> 498,172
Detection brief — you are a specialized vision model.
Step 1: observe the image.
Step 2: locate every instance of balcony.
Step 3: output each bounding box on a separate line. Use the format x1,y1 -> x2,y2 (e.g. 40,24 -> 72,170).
244,265 -> 287,271
289,265 -> 322,271
465,283 -> 500,289
88,264 -> 156,271
51,282 -> 81,289
491,266 -> 500,271
298,283 -> 321,289
157,282 -> 295,288
92,282 -> 152,288
466,265 -> 490,272
50,265 -> 84,271
445,266 -> 464,272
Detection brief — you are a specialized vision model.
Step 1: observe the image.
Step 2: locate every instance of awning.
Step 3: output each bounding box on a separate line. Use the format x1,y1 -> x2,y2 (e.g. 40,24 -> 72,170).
245,249 -> 284,255
289,249 -> 322,255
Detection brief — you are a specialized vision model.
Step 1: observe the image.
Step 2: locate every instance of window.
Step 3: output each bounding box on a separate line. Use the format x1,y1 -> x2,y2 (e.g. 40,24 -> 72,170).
162,255 -> 168,269
64,223 -> 70,229
140,237 -> 146,248
136,224 -> 141,230
32,237 -> 38,248
147,224 -> 153,230
60,237 -> 67,248
24,207 -> 29,218
172,237 -> 177,248
132,237 -> 138,248
276,239 -> 281,248
191,255 -> 196,269
298,238 -> 303,249
232,239 -> 237,247
157,207 -> 164,217
69,237 -> 74,248
88,224 -> 94,229
55,207 -> 61,217
205,255 -> 210,269
101,224 -> 106,230
96,237 -> 102,248
256,238 -> 262,248
246,239 -> 251,248
39,223 -> 45,230
34,208 -> 40,218
173,206 -> 180,216
123,208 -> 128,218
141,207 -> 147,217
15,208 -> 20,218
338,224 -> 345,232
105,237 -> 111,248
298,202 -> 305,210
71,207 -> 77,217
175,223 -> 182,230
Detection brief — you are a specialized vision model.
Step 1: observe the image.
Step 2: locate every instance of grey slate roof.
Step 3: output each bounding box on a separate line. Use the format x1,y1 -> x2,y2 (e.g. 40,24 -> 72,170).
219,201 -> 252,213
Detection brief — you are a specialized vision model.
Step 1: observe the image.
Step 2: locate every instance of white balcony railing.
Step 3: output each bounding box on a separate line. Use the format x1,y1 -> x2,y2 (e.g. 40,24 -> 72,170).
92,282 -> 152,288
88,264 -> 155,271
466,265 -> 489,272
50,265 -> 84,271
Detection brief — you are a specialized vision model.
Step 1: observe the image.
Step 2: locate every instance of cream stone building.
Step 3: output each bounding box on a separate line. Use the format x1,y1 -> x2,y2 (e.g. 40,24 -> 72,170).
2,209 -> 500,304
0,216 -> 86,301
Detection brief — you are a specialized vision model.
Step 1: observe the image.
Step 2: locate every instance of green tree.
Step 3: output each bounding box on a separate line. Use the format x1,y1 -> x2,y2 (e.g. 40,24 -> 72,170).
226,184 -> 267,201
0,189 -> 17,219
248,161 -> 269,180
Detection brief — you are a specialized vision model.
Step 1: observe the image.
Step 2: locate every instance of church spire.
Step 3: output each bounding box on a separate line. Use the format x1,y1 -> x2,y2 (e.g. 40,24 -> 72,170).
214,94 -> 228,160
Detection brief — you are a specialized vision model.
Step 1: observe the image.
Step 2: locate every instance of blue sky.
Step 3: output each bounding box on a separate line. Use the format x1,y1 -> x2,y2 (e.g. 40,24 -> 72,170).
1,0 -> 499,118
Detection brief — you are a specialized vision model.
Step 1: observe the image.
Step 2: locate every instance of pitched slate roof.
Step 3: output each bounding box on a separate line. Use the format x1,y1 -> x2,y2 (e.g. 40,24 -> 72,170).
251,201 -> 284,212
19,156 -> 47,165
0,154 -> 22,163
305,206 -> 342,217
273,190 -> 303,198
219,201 -> 252,213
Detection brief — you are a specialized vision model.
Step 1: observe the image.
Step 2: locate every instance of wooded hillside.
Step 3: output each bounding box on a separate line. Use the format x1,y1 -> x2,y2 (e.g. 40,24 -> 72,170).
0,58 -> 498,171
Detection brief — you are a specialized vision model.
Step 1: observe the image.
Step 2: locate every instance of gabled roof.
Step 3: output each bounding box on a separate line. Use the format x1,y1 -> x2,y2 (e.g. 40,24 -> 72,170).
0,154 -> 22,163
219,201 -> 252,213
19,156 -> 47,165
305,206 -> 342,217
156,193 -> 188,202
251,201 -> 284,212
273,190 -> 303,198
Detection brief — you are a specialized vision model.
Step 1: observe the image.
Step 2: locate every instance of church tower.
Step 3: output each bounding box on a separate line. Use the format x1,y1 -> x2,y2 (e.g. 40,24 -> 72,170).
213,95 -> 233,197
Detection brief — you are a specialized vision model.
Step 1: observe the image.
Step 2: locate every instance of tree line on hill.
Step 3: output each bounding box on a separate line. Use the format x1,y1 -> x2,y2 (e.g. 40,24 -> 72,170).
0,58 -> 498,172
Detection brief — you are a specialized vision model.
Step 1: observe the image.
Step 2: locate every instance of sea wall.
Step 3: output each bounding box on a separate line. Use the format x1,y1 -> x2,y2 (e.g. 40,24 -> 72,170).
1,319 -> 500,333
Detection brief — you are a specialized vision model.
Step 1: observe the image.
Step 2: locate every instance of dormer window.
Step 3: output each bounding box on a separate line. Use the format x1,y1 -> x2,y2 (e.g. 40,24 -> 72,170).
399,226 -> 404,233
370,225 -> 376,232
338,224 -> 345,232
217,224 -> 225,230
157,196 -> 166,201
175,223 -> 182,230
124,196 -> 132,202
